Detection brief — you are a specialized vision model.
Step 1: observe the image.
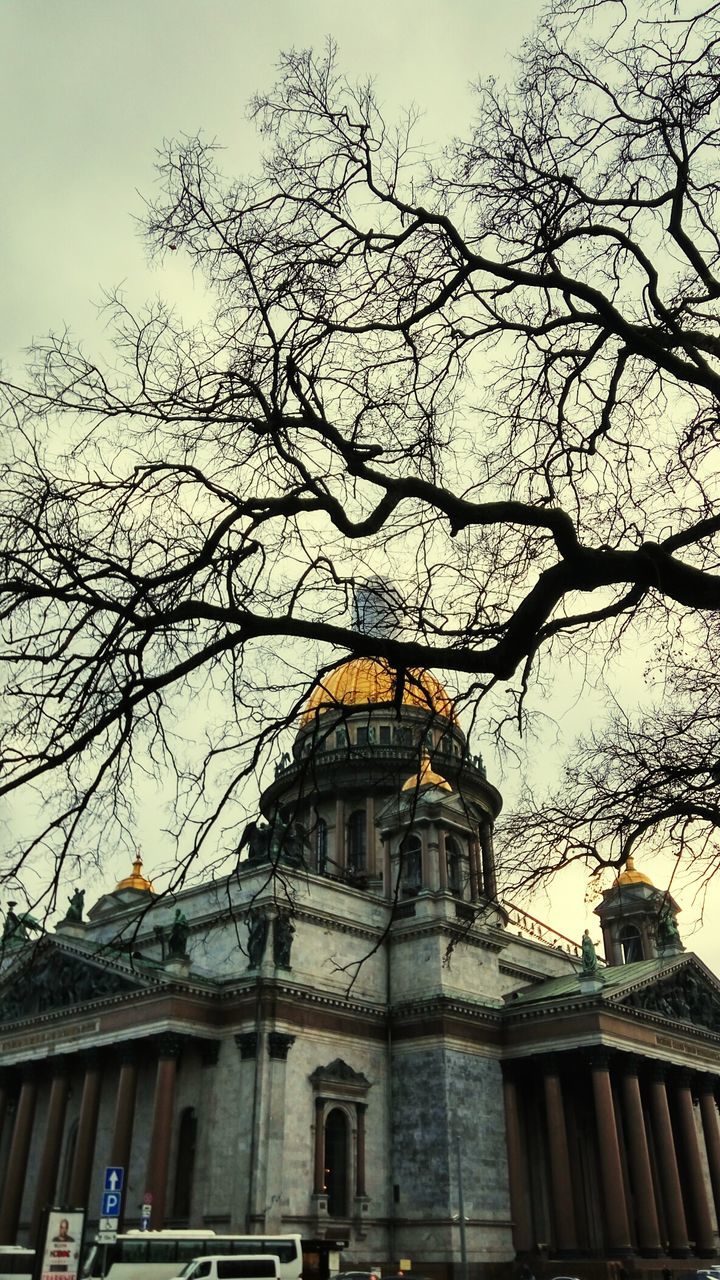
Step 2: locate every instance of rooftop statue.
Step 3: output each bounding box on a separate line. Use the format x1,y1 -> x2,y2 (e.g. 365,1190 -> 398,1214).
581,929 -> 598,975
64,888 -> 85,924
168,909 -> 190,960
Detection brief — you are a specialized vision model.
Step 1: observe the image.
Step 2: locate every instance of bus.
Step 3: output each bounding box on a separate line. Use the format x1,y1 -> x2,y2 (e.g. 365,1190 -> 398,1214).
82,1234 -> 304,1280
0,1248 -> 34,1280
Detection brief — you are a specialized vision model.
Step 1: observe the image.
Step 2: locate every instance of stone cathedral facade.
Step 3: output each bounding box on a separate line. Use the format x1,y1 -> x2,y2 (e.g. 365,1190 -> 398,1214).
3,658 -> 720,1276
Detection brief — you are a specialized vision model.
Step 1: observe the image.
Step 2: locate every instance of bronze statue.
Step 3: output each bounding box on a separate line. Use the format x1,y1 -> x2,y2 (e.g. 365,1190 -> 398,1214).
247,911 -> 268,967
168,909 -> 189,959
273,914 -> 295,968
64,889 -> 85,923
657,908 -> 681,947
581,929 -> 598,974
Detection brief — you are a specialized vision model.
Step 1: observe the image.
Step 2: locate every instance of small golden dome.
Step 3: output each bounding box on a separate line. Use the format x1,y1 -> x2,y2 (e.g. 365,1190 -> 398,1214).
402,750 -> 453,793
115,855 -> 155,893
301,657 -> 457,724
614,855 -> 654,888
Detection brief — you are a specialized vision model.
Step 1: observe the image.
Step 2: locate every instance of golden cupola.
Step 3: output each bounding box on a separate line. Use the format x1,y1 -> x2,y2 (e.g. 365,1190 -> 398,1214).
301,657 -> 457,724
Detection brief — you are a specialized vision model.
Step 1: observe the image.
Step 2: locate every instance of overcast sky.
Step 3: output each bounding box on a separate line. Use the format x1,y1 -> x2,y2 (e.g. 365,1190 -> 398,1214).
3,0 -> 716,971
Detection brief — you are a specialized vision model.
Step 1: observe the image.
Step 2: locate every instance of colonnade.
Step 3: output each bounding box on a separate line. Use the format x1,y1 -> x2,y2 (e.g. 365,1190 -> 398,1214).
0,1033 -> 207,1245
503,1051 -> 720,1259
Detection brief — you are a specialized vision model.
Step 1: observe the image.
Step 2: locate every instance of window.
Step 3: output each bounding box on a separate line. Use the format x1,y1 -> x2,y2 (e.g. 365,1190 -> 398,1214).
619,924 -> 642,963
315,817 -> 328,874
446,836 -> 462,896
394,726 -> 413,746
173,1106 -> 197,1219
324,1108 -> 350,1217
346,810 -> 366,874
401,834 -> 422,896
379,725 -> 391,744
356,727 -> 369,746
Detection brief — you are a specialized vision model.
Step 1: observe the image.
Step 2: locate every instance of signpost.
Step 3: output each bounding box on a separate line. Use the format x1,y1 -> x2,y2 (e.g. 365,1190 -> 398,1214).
140,1190 -> 152,1232
97,1167 -> 124,1244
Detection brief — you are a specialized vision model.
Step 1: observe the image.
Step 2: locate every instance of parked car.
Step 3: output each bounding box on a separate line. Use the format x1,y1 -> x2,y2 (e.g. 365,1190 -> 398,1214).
170,1257 -> 282,1280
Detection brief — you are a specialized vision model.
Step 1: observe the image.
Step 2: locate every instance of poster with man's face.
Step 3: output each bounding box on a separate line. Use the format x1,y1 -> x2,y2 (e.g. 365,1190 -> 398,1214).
40,1210 -> 84,1280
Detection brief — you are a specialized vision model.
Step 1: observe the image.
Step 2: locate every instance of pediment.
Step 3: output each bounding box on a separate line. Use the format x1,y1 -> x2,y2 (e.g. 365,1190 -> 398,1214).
614,956 -> 720,1034
309,1058 -> 371,1094
0,939 -> 150,1024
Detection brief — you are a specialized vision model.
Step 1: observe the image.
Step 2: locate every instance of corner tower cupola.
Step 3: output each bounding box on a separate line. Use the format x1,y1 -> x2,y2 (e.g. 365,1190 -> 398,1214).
594,856 -> 683,964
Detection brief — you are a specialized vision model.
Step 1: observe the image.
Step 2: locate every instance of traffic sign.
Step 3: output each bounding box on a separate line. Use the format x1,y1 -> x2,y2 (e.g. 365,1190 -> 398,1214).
98,1230 -> 117,1244
141,1204 -> 152,1217
101,1191 -> 121,1217
104,1166 -> 124,1193
100,1218 -> 120,1232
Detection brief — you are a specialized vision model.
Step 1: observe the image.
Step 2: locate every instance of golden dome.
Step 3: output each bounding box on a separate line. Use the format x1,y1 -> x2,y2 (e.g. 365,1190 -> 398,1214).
115,855 -> 155,893
614,855 -> 654,888
402,751 -> 453,793
301,658 -> 457,724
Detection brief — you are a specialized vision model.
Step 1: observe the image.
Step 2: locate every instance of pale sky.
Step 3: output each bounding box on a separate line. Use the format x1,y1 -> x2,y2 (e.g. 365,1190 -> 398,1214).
3,0 -> 717,972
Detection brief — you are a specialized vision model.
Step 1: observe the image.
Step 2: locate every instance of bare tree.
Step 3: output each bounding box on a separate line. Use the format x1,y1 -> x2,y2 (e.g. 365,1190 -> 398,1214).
3,0 -> 720,912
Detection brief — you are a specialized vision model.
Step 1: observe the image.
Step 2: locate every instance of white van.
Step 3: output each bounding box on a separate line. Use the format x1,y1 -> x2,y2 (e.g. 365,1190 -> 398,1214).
171,1257 -> 282,1280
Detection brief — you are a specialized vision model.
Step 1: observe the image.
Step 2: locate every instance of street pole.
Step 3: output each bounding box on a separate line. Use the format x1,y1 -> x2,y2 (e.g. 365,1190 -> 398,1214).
455,1131 -> 469,1280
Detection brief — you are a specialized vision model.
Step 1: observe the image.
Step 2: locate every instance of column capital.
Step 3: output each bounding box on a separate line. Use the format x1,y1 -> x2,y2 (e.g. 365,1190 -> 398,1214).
154,1032 -> 185,1060
235,1031 -> 259,1060
77,1048 -> 103,1071
47,1053 -> 72,1077
588,1048 -> 614,1071
268,1032 -> 295,1061
697,1073 -> 720,1099
540,1052 -> 568,1076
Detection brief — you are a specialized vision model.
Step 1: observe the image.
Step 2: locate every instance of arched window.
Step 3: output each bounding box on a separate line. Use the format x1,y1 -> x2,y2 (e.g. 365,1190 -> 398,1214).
401,834 -> 422,896
446,836 -> 462,896
314,817 -> 328,874
173,1106 -> 197,1219
619,924 -> 642,963
324,1107 -> 350,1217
346,810 -> 366,874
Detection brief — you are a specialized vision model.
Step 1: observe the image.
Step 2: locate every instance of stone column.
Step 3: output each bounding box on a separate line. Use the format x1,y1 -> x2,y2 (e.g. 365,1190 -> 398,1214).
68,1051 -> 102,1207
0,1074 -> 12,1164
502,1068 -> 533,1254
0,1070 -> 38,1243
479,821 -> 497,900
335,799 -> 344,868
468,839 -> 479,901
437,831 -> 448,892
313,1097 -> 325,1195
590,1053 -> 633,1254
366,798 -> 375,876
356,1103 -> 367,1199
698,1077 -> 720,1231
145,1035 -> 183,1229
647,1066 -> 690,1256
232,1032 -> 261,1231
31,1058 -> 70,1242
619,1059 -> 662,1255
674,1071 -> 715,1257
543,1058 -> 578,1254
109,1048 -> 139,1227
263,1033 -> 295,1232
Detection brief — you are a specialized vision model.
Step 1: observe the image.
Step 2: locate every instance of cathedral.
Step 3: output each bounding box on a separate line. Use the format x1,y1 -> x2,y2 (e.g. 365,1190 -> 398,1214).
2,657 -> 720,1276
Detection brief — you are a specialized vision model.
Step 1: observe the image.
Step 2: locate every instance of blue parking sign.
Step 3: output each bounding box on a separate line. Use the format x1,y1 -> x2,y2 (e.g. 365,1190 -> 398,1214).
102,1191 -> 121,1217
